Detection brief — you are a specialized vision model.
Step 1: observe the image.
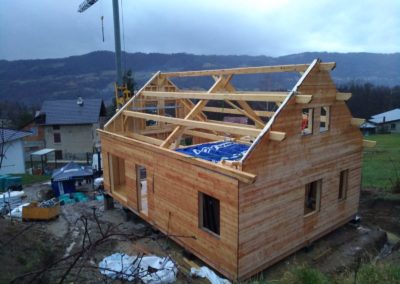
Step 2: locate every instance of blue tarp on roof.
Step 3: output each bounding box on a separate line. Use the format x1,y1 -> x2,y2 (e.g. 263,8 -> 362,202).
175,141 -> 250,163
52,162 -> 93,182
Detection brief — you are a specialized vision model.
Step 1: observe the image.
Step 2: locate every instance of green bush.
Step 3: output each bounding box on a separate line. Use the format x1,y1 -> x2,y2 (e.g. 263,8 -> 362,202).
280,267 -> 329,284
355,263 -> 400,284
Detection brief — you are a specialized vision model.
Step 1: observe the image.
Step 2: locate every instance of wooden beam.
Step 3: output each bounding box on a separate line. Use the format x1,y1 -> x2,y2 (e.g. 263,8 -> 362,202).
319,62 -> 336,71
139,126 -> 174,135
203,107 -> 274,117
160,76 -> 226,148
184,130 -> 228,141
207,119 -> 257,129
180,99 -> 208,121
99,129 -> 256,184
351,118 -> 366,127
123,110 -> 262,137
160,62 -> 336,78
269,131 -> 286,141
295,95 -> 313,104
105,71 -> 161,130
143,90 -> 312,105
363,139 -> 376,148
221,79 -> 266,129
336,92 -> 352,101
223,100 -> 265,128
142,91 -> 289,102
125,132 -> 164,146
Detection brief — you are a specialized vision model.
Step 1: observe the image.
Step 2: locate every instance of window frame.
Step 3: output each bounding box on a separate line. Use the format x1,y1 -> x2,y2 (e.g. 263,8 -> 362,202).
55,150 -> 63,160
301,108 -> 314,136
136,165 -> 148,215
199,192 -> 220,237
320,106 -> 330,133
338,170 -> 349,201
304,179 -> 322,217
53,132 -> 61,143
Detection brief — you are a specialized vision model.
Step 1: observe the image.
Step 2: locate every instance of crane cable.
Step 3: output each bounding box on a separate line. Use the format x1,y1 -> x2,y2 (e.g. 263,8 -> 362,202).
100,0 -> 105,42
120,0 -> 127,71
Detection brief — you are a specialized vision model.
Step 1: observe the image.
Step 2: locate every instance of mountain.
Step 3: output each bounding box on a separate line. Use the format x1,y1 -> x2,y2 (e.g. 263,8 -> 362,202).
0,51 -> 399,106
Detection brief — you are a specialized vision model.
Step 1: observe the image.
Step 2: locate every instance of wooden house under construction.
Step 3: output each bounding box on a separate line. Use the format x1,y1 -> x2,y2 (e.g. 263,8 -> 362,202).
99,59 -> 374,280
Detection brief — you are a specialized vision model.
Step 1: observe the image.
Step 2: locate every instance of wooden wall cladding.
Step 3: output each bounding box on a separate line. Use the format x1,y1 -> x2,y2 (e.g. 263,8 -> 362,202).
101,133 -> 240,279
238,68 -> 363,279
100,61 -> 364,281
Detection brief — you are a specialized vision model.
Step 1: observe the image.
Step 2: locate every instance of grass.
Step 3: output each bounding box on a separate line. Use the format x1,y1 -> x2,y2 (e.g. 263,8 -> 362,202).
362,134 -> 400,191
11,173 -> 50,185
255,264 -> 400,284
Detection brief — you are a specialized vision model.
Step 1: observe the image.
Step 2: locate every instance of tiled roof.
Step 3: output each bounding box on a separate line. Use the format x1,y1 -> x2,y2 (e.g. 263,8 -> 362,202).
0,129 -> 32,144
40,98 -> 105,125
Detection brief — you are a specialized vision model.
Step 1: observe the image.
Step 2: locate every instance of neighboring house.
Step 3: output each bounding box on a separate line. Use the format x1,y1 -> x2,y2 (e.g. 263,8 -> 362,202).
39,97 -> 107,161
359,122 -> 376,136
369,108 -> 400,134
21,118 -> 46,159
0,129 -> 31,174
99,60 -> 372,280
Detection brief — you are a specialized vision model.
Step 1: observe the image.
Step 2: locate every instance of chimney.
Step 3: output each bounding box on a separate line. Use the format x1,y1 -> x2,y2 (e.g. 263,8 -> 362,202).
77,97 -> 84,106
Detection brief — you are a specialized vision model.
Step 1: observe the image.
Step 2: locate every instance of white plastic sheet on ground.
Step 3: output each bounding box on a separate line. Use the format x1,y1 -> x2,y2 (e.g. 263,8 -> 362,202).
9,203 -> 30,218
190,266 -> 231,284
99,253 -> 177,283
0,191 -> 25,212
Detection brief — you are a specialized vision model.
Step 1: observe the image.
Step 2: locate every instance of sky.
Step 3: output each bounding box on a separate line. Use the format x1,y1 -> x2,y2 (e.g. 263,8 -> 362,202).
0,0 -> 399,60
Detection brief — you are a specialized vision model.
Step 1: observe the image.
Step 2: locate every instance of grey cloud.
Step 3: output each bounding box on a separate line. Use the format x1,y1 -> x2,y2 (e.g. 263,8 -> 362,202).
0,0 -> 399,60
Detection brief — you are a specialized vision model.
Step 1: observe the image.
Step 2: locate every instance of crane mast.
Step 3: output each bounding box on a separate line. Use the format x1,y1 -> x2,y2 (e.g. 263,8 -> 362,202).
78,0 -> 132,109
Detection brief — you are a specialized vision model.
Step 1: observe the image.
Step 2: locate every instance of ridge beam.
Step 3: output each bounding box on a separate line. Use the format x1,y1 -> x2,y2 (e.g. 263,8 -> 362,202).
160,62 -> 336,78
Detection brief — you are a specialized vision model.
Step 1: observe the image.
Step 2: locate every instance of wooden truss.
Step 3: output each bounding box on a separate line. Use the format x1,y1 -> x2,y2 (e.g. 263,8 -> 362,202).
104,60 -> 367,167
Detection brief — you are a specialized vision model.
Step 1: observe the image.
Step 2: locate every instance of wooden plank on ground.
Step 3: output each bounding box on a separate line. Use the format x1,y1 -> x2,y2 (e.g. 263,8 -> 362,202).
363,139 -> 376,148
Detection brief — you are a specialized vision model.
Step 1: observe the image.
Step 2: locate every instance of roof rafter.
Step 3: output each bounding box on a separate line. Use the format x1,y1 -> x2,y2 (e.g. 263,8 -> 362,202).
160,76 -> 228,148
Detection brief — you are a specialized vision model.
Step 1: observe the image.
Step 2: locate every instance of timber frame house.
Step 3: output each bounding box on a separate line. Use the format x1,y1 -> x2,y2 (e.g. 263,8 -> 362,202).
99,59 -> 374,281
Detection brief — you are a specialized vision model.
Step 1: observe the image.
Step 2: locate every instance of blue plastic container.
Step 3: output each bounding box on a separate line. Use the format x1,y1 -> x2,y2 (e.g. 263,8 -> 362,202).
0,175 -> 9,191
4,176 -> 22,189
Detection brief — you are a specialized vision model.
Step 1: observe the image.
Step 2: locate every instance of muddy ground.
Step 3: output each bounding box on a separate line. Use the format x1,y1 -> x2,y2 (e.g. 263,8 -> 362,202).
0,183 -> 399,283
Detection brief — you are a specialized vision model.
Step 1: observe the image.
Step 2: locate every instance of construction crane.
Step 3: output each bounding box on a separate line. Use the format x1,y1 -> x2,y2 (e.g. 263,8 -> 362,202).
78,0 -> 133,110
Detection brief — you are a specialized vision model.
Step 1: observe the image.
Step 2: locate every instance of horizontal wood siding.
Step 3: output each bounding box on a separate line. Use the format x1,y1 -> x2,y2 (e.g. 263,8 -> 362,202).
101,134 -> 239,279
238,67 -> 363,279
